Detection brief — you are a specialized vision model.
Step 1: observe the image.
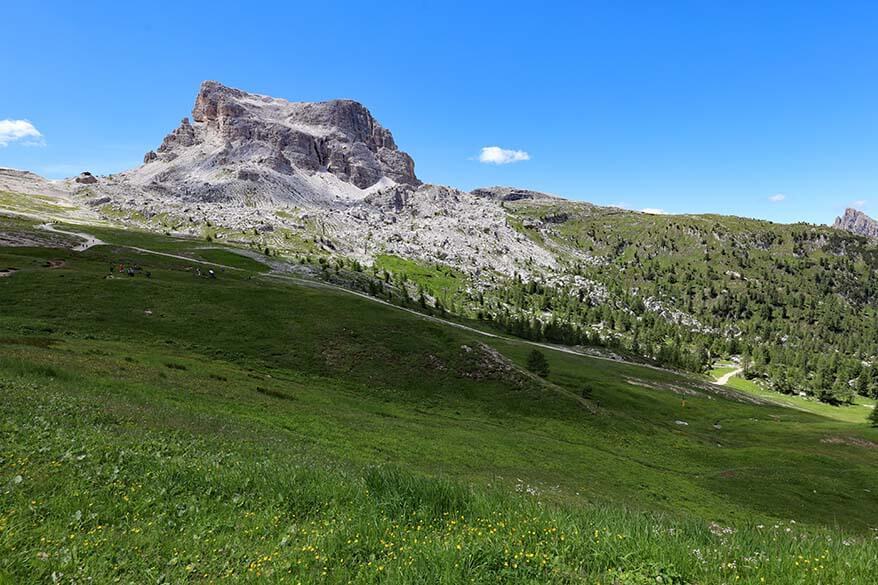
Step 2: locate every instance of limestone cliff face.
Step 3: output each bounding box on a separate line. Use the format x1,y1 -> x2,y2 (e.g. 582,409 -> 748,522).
131,80 -> 419,203
834,208 -> 878,239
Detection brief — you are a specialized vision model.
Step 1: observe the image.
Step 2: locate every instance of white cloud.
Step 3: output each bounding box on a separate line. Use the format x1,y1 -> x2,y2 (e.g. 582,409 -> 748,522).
478,146 -> 530,165
641,208 -> 667,215
0,119 -> 43,147
851,199 -> 867,209
769,193 -> 786,202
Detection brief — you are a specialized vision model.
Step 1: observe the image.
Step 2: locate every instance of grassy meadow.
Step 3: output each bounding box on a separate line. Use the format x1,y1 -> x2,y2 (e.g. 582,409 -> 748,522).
1,219 -> 877,583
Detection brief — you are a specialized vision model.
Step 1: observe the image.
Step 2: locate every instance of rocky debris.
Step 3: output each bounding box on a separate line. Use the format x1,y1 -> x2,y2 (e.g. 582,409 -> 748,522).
457,342 -> 529,387
332,183 -> 558,277
362,184 -> 412,213
833,208 -> 878,239
539,273 -> 609,304
424,353 -> 447,371
75,172 -> 98,184
143,150 -> 158,164
643,297 -> 712,333
471,186 -> 559,202
86,196 -> 112,207
542,212 -> 569,224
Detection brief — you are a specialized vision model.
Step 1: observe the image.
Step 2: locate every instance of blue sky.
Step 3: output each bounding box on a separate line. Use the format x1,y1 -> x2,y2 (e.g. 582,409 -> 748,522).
2,1 -> 877,225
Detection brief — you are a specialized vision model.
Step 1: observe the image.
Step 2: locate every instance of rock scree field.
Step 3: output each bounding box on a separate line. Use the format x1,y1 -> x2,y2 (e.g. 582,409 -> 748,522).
1,215 -> 877,583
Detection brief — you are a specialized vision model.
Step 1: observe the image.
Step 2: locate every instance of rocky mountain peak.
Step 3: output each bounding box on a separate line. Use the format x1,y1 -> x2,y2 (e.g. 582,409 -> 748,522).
833,208 -> 878,238
131,81 -> 419,203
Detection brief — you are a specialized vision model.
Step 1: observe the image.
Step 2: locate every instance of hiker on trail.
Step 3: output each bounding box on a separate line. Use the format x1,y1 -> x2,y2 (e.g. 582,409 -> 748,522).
208,269 -> 216,279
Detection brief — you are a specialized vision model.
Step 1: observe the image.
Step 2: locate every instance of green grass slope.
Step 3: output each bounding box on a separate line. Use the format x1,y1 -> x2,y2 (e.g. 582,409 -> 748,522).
1,221 -> 877,583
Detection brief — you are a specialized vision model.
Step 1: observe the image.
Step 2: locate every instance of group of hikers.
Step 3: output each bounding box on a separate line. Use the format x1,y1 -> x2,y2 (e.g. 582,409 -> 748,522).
110,263 -> 151,279
194,267 -> 217,279
107,262 -> 221,280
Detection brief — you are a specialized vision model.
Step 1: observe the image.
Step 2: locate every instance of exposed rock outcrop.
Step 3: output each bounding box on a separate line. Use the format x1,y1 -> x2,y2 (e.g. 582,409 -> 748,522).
75,172 -> 98,184
834,208 -> 878,239
471,186 -> 559,202
124,80 -> 419,204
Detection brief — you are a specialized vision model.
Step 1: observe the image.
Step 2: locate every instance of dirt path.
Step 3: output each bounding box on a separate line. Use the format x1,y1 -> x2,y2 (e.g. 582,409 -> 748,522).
37,224 -> 247,270
716,367 -> 743,386
38,223 -> 105,251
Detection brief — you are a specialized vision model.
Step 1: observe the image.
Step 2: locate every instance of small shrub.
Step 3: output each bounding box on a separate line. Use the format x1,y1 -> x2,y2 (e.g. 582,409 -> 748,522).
580,383 -> 593,399
526,349 -> 550,378
256,386 -> 293,401
0,357 -> 70,380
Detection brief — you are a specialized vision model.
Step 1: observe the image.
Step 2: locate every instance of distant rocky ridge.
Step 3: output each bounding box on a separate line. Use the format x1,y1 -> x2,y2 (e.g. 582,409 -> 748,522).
0,167 -> 70,199
834,208 -> 878,239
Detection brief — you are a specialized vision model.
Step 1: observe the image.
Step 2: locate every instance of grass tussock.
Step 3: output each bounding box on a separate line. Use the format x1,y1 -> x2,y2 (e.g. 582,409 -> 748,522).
0,356 -> 72,381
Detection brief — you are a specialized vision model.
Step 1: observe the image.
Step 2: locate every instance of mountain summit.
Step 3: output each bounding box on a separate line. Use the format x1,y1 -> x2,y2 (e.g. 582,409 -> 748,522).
125,81 -> 419,204
833,208 -> 878,238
